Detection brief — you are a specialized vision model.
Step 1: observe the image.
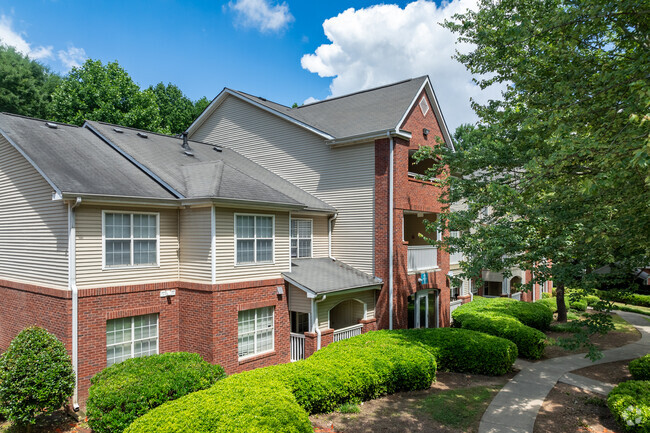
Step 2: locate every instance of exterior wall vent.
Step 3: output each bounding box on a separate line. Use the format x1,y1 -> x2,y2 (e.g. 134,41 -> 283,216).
419,97 -> 430,116
45,122 -> 58,129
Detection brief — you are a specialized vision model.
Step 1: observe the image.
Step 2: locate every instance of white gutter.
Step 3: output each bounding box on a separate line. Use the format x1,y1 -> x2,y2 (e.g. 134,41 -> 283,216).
68,197 -> 81,411
388,134 -> 395,330
327,129 -> 412,148
314,295 -> 327,350
328,213 -> 338,259
289,212 -> 292,272
211,206 -> 216,285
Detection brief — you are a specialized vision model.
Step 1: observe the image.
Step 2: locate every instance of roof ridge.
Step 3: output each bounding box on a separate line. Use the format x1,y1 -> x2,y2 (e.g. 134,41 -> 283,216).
228,89 -> 291,109
90,120 -> 180,139
296,76 -> 426,108
0,112 -> 81,128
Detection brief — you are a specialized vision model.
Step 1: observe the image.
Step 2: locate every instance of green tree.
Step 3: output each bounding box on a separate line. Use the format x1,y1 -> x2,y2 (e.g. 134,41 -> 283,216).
0,46 -> 60,118
49,59 -> 162,131
193,96 -> 210,120
0,327 -> 75,431
416,0 -> 648,354
149,82 -> 200,134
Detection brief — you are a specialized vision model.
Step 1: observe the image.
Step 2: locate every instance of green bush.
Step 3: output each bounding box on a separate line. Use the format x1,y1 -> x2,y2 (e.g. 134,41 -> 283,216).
542,292 -> 552,299
608,380 -> 650,432
583,295 -> 601,306
452,297 -> 550,359
630,355 -> 650,381
536,297 -> 558,313
570,300 -> 588,312
598,290 -> 650,308
125,328 -> 518,432
126,371 -> 312,433
392,328 -> 518,375
0,327 -> 75,427
87,352 -> 225,433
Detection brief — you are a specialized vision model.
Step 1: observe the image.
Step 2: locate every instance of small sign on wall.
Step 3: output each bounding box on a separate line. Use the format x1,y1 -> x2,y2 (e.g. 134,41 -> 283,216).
419,273 -> 429,285
160,289 -> 176,297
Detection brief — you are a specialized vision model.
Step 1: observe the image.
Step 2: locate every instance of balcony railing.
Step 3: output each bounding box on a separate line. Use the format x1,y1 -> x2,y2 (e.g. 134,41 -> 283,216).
333,324 -> 363,343
290,333 -> 305,362
407,245 -> 438,272
511,292 -> 522,301
450,300 -> 462,322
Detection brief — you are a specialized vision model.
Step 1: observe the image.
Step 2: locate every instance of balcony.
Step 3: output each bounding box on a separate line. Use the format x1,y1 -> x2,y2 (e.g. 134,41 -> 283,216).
407,245 -> 438,272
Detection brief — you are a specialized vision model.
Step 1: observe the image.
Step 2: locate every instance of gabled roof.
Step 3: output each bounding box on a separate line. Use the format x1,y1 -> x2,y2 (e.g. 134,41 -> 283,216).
282,258 -> 382,297
187,76 -> 454,149
85,121 -> 335,211
0,113 -> 176,200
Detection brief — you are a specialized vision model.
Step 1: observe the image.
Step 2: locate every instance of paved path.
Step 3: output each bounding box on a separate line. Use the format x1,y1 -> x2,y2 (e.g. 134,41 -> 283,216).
479,311 -> 650,433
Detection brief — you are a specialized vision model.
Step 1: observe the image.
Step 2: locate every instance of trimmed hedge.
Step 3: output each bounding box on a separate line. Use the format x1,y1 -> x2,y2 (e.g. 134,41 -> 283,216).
583,295 -> 601,307
630,355 -> 650,381
125,328 -> 517,433
87,352 -> 225,433
598,290 -> 650,308
570,300 -> 588,312
536,297 -> 558,313
453,297 -> 550,359
608,380 -> 650,432
392,328 -> 518,375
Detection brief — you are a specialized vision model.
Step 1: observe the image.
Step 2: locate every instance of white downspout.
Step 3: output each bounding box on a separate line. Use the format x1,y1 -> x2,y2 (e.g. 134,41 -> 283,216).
69,197 -> 81,411
388,135 -> 395,330
289,212 -> 293,272
313,294 -> 327,350
328,213 -> 338,259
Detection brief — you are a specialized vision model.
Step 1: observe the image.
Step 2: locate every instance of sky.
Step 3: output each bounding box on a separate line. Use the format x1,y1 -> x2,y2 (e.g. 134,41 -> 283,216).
0,0 -> 504,131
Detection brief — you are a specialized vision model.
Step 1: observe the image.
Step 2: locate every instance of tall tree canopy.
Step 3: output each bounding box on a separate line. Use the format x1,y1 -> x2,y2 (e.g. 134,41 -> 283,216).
149,82 -> 209,134
0,46 -> 60,118
48,59 -> 163,131
419,0 -> 650,324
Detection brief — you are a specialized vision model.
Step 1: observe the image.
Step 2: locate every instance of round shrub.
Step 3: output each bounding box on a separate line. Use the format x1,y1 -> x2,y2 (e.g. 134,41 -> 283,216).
542,292 -> 552,299
570,300 -> 588,312
583,295 -> 601,307
453,297 -> 549,359
125,372 -> 312,433
608,380 -> 650,432
393,327 -> 517,375
87,352 -> 225,433
0,327 -> 75,427
630,354 -> 650,381
536,297 -> 558,313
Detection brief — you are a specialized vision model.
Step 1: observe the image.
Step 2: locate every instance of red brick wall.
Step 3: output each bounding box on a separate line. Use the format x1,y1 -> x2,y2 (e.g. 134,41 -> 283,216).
374,89 -> 451,330
0,277 -> 291,407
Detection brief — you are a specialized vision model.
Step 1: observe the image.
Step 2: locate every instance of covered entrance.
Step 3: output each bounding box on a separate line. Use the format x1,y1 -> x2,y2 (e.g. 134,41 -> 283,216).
408,289 -> 439,329
283,258 -> 382,361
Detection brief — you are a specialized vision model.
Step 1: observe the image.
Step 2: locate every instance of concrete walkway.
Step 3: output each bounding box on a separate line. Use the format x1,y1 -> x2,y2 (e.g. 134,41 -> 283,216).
479,311 -> 650,433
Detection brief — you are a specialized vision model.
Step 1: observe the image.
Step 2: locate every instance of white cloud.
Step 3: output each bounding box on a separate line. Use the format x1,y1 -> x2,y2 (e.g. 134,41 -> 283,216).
228,0 -> 294,33
58,46 -> 86,69
0,15 -> 52,60
303,96 -> 319,105
301,0 -> 505,131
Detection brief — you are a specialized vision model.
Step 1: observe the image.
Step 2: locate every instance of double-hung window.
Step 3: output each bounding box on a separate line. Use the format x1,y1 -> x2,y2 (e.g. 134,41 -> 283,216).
449,231 -> 463,264
106,313 -> 158,366
291,219 -> 312,258
235,214 -> 274,264
238,307 -> 274,358
104,212 -> 158,268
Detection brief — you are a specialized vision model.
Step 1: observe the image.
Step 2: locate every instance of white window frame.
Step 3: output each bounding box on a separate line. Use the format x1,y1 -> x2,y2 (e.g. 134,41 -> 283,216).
234,213 -> 275,266
419,97 -> 430,116
238,307 -> 275,360
291,218 -> 313,259
449,230 -> 463,265
102,211 -> 160,270
106,313 -> 159,367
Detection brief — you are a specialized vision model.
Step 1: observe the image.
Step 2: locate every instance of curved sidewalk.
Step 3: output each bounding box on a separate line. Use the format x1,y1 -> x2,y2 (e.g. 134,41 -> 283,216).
479,311 -> 650,433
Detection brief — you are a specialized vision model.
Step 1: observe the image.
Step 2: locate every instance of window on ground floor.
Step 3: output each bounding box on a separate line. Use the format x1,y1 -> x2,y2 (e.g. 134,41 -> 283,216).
238,306 -> 274,358
290,311 -> 309,334
106,313 -> 158,367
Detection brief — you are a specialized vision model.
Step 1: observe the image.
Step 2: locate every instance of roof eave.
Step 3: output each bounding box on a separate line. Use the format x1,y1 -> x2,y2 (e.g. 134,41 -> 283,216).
186,89 -> 335,140
326,129 -> 412,148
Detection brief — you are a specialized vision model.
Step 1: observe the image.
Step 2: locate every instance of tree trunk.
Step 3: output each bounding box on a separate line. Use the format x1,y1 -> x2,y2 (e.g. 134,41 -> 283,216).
556,282 -> 567,323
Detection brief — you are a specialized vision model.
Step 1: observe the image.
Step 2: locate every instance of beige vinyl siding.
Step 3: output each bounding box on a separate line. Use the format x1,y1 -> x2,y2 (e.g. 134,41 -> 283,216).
179,206 -> 212,283
75,206 -> 179,289
288,284 -> 311,313
0,136 -> 68,289
191,96 -> 375,274
317,290 -> 377,330
291,214 -> 328,258
214,207 -> 290,283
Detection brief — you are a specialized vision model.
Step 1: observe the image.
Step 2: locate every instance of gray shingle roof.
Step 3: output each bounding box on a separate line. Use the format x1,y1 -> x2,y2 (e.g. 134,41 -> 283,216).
283,258 -> 382,295
0,114 -> 176,199
231,76 -> 427,138
86,121 -> 335,211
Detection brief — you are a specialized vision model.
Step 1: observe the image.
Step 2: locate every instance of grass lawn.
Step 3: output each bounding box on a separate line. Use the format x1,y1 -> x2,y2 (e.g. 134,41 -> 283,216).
418,385 -> 500,430
612,302 -> 650,317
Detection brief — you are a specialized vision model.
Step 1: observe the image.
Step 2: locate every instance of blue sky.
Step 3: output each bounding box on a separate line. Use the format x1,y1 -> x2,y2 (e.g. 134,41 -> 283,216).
0,0 -> 503,131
